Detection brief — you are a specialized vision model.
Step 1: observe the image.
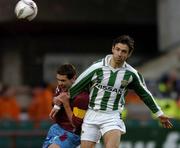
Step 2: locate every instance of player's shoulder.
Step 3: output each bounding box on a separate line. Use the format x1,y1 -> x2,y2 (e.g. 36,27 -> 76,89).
125,63 -> 144,81
125,62 -> 138,74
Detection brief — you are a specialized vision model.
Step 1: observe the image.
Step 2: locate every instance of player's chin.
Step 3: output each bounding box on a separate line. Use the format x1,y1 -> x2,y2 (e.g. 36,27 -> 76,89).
116,58 -> 124,63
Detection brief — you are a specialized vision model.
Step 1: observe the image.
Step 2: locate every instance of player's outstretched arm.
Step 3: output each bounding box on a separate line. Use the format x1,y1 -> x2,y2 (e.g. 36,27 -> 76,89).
158,115 -> 173,128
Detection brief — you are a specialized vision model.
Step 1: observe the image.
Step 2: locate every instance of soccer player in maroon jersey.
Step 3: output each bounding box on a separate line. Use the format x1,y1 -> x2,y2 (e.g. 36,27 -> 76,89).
43,64 -> 89,148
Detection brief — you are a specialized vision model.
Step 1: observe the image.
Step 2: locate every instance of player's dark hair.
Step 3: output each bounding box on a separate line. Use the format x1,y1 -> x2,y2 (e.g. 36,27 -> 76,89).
112,35 -> 134,54
57,64 -> 76,79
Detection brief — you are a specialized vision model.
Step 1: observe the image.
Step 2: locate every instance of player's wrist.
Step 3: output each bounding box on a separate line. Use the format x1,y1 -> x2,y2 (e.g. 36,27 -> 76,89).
53,96 -> 62,106
63,102 -> 70,108
155,110 -> 164,117
53,104 -> 61,110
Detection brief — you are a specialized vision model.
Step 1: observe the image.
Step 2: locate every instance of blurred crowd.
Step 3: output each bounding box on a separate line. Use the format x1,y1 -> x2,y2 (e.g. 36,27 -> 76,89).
0,68 -> 179,128
0,83 -> 55,128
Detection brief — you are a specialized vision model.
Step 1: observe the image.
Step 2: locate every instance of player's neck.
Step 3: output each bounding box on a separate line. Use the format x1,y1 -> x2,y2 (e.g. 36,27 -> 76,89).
110,58 -> 124,69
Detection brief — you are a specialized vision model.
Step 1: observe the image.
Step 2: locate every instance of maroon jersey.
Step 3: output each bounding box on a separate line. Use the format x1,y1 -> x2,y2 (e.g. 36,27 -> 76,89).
54,86 -> 89,135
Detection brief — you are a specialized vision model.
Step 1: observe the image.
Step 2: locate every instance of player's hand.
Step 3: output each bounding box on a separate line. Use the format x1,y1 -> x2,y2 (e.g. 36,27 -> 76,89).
53,92 -> 69,105
58,92 -> 70,106
158,115 -> 173,128
53,96 -> 62,106
49,105 -> 60,120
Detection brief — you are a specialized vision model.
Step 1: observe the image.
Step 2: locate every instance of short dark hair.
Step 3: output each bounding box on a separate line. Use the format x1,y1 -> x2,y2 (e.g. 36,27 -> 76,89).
112,35 -> 134,54
57,64 -> 76,79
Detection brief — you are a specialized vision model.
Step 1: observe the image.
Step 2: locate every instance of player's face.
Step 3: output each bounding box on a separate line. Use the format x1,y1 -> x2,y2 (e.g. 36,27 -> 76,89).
112,43 -> 130,65
56,74 -> 74,92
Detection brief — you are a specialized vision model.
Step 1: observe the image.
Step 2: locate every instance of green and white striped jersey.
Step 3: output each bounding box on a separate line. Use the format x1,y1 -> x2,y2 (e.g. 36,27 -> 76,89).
69,55 -> 163,116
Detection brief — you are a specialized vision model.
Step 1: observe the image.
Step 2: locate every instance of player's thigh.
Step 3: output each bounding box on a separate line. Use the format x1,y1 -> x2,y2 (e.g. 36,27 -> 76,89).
48,143 -> 60,148
103,129 -> 122,148
81,141 -> 96,148
81,122 -> 101,143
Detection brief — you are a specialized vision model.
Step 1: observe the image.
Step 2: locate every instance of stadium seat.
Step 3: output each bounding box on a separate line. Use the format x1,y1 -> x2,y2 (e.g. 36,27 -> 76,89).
39,119 -> 52,130
0,120 -> 17,147
15,120 -> 47,147
16,120 -> 34,130
125,119 -> 140,127
0,137 -> 12,147
0,120 -> 17,130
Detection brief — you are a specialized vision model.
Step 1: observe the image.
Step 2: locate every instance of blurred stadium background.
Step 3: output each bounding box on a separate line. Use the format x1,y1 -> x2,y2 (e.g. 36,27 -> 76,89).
0,0 -> 180,147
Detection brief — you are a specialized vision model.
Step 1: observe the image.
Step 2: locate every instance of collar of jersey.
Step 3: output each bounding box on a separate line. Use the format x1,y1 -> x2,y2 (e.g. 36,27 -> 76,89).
104,54 -> 127,70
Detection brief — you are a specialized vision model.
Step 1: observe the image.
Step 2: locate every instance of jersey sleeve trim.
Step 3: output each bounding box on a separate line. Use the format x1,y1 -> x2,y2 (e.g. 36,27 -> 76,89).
73,107 -> 86,119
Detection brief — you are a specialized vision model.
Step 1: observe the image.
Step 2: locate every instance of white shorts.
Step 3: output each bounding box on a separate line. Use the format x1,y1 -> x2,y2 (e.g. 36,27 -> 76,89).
81,109 -> 126,142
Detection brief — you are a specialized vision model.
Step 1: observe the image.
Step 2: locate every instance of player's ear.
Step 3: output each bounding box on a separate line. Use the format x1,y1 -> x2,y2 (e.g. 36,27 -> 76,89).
111,46 -> 115,52
128,48 -> 133,58
128,52 -> 132,57
72,75 -> 77,82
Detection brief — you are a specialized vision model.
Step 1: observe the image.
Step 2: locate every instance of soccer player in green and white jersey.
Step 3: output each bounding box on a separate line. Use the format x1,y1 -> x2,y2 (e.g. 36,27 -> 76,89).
69,35 -> 173,148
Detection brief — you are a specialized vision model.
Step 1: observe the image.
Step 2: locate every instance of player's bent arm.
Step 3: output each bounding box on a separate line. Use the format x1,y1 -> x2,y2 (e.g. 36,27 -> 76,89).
62,93 -> 89,128
72,107 -> 86,128
57,93 -> 75,126
69,67 -> 94,98
71,92 -> 89,129
63,101 -> 74,127
69,62 -> 102,99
